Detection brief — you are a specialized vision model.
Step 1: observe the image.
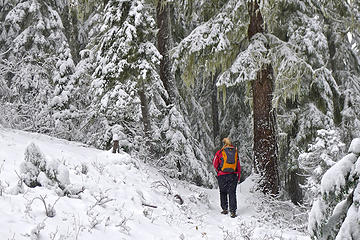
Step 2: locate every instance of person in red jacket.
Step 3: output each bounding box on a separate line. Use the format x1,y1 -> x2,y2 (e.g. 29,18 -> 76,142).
213,137 -> 241,218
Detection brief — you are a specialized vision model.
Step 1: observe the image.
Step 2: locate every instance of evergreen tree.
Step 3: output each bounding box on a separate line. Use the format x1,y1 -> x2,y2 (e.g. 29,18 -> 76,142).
174,0 -> 282,194
52,0 -> 106,142
276,0 -> 360,204
156,0 -> 176,105
81,0 -> 162,149
299,129 -> 346,204
0,0 -> 75,134
247,0 -> 279,195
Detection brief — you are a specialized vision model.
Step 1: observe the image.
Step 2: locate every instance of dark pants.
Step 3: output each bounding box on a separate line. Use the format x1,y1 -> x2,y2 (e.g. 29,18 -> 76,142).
217,174 -> 237,212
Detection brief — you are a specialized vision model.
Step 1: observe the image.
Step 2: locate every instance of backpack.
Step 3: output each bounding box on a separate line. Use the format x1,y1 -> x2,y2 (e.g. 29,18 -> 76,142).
219,147 -> 238,173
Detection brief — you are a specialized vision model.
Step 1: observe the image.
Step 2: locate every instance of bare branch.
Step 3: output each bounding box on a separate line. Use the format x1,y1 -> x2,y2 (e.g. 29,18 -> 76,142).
142,203 -> 158,208
88,189 -> 114,211
30,195 -> 61,218
151,176 -> 172,195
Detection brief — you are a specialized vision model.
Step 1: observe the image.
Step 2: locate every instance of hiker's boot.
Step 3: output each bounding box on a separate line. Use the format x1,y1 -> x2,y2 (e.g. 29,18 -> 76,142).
221,209 -> 228,215
230,211 -> 237,218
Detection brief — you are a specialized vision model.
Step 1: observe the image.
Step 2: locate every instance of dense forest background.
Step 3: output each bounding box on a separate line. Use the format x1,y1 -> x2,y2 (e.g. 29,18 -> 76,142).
1,0 -> 359,216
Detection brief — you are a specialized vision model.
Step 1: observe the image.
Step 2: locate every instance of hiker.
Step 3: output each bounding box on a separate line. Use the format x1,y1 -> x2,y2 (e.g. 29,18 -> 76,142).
213,137 -> 241,218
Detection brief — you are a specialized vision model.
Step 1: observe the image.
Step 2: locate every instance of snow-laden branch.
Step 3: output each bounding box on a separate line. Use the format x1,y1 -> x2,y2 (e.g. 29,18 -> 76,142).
217,33 -> 268,87
269,34 -> 315,107
320,153 -> 358,197
216,30 -> 338,110
172,0 -> 248,84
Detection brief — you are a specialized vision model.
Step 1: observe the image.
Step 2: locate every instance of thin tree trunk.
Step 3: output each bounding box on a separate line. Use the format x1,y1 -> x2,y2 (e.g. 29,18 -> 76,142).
60,5 -> 80,64
248,0 -> 279,195
211,72 -> 220,144
156,0 -> 177,105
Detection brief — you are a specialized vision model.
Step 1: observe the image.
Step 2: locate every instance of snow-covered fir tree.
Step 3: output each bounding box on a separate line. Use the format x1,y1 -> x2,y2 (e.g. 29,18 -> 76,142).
50,0 -> 106,142
299,129 -> 346,203
81,0 -> 162,150
0,0 -> 77,137
276,0 -> 360,204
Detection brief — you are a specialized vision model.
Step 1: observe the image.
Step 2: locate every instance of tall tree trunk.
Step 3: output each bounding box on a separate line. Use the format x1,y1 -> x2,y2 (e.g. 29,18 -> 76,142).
211,72 -> 220,144
138,86 -> 151,138
156,0 -> 177,105
248,0 -> 279,195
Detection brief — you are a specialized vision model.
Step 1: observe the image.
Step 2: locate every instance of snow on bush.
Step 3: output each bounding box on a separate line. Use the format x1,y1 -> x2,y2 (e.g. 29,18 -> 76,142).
320,153 -> 357,197
20,142 -> 72,194
20,143 -> 47,188
308,138 -> 360,239
349,138 -> 360,155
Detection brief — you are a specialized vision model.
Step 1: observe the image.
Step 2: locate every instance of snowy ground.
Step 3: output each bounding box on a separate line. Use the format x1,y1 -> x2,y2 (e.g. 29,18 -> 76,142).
0,127 -> 310,240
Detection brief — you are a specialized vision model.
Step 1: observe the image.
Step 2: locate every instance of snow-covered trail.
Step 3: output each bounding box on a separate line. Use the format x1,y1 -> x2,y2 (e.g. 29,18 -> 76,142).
0,128 -> 310,239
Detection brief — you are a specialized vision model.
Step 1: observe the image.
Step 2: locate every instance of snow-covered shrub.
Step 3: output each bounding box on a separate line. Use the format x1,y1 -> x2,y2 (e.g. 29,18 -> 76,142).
29,222 -> 45,240
151,176 -> 173,195
87,209 -> 103,230
91,160 -> 106,175
88,189 -> 114,210
308,138 -> 360,239
20,142 -> 71,192
102,124 -> 130,152
114,208 -> 132,235
220,221 -> 256,240
7,170 -> 24,195
20,143 -> 47,188
75,162 -> 89,175
299,129 -> 346,203
250,190 -> 308,233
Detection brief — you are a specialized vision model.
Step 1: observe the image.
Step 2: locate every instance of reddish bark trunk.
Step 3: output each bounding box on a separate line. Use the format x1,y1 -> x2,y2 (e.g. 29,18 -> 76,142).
252,65 -> 279,195
248,0 -> 279,195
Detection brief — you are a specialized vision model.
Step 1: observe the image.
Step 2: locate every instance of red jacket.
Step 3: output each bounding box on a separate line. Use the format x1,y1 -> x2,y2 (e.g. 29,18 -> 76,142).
213,146 -> 241,180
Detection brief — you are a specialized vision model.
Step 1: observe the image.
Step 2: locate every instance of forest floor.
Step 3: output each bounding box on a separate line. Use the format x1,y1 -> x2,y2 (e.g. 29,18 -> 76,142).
0,127 -> 310,240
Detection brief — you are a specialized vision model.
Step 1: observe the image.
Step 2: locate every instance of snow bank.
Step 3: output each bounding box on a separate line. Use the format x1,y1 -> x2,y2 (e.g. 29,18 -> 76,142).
0,128 -> 310,240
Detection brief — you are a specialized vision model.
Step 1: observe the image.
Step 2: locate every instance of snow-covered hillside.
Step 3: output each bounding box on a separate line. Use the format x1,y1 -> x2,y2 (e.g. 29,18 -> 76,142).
0,128 -> 309,240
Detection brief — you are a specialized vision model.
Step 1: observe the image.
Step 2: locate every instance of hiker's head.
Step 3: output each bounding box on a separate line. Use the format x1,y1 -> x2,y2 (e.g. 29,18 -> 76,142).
222,137 -> 232,147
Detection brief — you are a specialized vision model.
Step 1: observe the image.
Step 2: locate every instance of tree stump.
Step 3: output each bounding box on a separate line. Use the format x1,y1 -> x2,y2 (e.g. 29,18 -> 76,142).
112,134 -> 120,153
